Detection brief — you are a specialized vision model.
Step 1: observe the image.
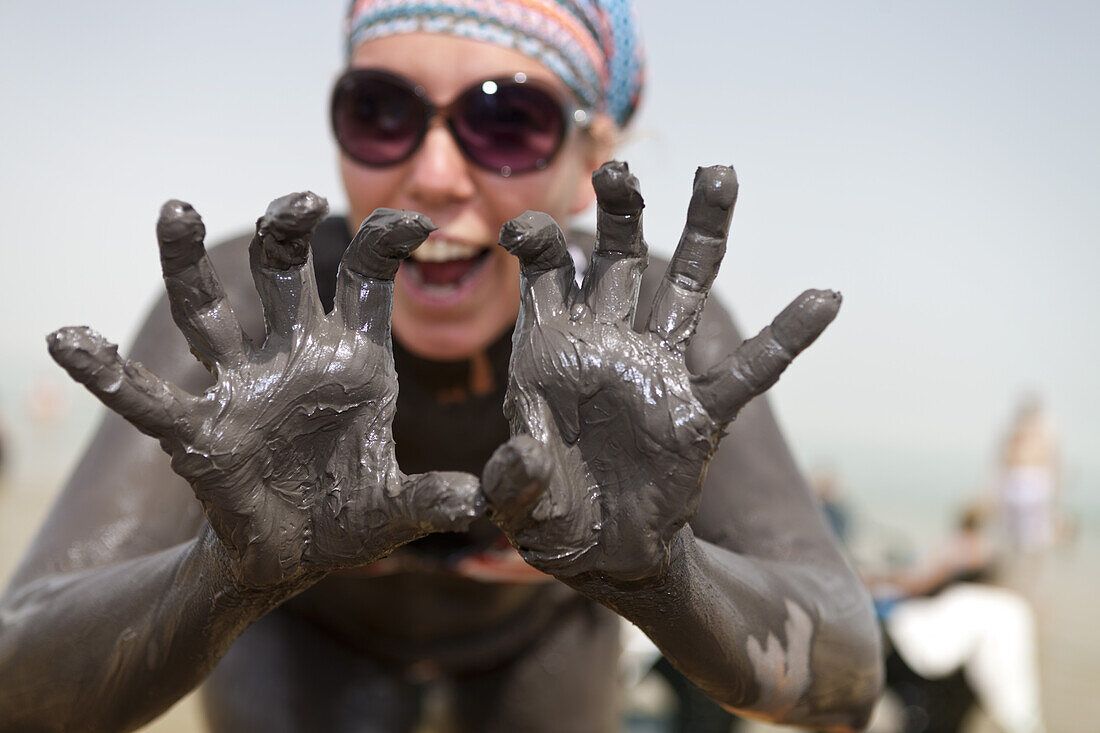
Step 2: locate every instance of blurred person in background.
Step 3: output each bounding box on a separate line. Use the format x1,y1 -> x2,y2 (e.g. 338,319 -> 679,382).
867,506 -> 1044,733
998,394 -> 1063,555
0,2 -> 882,731
810,465 -> 852,545
0,407 -> 6,482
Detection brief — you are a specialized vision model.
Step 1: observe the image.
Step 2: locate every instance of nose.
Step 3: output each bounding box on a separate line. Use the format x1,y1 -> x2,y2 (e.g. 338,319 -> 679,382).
405,122 -> 476,210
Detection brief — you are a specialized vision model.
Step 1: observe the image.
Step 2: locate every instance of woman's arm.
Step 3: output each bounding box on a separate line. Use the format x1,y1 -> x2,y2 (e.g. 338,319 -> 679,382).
482,161 -> 882,730
0,198 -> 483,732
576,530 -> 880,730
626,240 -> 881,728
0,529 -> 293,732
0,236 -> 273,731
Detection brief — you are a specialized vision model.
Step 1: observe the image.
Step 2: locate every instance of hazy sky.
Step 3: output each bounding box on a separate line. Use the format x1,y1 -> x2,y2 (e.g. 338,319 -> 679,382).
2,1 -> 1097,532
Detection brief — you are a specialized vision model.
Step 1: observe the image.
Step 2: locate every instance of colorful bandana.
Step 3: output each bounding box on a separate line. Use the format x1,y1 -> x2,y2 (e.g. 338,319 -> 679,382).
345,0 -> 645,126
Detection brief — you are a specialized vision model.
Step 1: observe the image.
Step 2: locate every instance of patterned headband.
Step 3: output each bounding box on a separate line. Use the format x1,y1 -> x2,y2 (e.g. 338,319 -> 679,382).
345,0 -> 644,126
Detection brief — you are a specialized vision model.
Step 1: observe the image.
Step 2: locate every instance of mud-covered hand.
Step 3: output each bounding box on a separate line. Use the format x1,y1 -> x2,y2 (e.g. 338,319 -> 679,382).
483,162 -> 839,582
48,196 -> 483,591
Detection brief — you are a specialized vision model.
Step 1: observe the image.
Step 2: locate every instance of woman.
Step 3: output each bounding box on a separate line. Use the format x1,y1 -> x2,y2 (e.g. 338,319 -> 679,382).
0,2 -> 881,731
999,395 -> 1061,554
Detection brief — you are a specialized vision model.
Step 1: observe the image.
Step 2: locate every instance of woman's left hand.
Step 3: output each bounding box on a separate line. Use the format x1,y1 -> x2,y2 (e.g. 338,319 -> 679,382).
483,162 -> 840,582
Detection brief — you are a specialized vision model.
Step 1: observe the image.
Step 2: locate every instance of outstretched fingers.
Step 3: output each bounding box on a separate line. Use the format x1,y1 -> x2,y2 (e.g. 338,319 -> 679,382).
665,165 -> 739,290
691,289 -> 841,424
499,212 -> 577,328
157,201 -> 248,372
583,161 -> 648,324
47,326 -> 192,441
646,166 -> 738,352
334,208 -> 435,343
248,192 -> 329,343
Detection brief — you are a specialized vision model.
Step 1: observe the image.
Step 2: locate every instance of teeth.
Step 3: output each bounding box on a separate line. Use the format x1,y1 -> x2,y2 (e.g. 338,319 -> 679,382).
411,238 -> 487,263
422,283 -> 459,295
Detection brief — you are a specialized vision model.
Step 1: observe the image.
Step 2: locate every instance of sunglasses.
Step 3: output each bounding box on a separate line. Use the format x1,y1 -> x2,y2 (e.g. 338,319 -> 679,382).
330,69 -> 592,177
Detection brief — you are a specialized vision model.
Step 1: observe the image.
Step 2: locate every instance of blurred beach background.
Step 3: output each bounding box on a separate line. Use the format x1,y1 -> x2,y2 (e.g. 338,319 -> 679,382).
1,1 -> 1097,730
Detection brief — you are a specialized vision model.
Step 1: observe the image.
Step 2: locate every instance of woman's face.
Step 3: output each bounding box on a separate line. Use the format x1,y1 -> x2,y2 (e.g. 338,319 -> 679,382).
341,33 -> 611,360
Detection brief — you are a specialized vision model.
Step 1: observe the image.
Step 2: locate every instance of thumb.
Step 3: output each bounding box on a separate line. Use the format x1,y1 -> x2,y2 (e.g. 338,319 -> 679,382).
401,471 -> 485,532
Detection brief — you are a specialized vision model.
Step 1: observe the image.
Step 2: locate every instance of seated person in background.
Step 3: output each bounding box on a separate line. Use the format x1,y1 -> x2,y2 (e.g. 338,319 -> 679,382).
0,2 -> 882,731
867,507 -> 1044,733
868,506 -> 995,601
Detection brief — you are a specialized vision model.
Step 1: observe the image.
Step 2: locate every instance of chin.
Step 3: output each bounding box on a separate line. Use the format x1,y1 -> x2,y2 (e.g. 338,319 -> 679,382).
391,276 -> 519,361
392,318 -> 511,361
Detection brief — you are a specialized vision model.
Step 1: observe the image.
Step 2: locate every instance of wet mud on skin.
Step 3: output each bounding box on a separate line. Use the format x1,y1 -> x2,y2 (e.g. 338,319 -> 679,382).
484,162 -> 840,581
2,194 -> 489,730
50,195 -> 485,590
3,161 -> 882,732
481,162 -> 878,725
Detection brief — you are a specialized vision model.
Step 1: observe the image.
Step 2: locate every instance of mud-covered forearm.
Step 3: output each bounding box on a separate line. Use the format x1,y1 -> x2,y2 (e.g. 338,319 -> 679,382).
0,526 -> 306,732
569,525 -> 882,731
485,161 -> 879,725
9,193 -> 485,731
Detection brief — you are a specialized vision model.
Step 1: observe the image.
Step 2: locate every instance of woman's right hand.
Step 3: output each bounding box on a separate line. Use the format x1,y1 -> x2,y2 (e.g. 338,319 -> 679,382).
47,194 -> 484,591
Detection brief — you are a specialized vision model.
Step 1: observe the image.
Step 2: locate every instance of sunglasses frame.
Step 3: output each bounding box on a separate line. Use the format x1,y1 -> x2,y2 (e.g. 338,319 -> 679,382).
330,68 -> 593,177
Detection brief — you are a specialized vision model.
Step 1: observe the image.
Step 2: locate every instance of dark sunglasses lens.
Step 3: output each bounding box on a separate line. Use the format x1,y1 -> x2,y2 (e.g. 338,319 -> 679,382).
452,82 -> 565,174
333,75 -> 425,166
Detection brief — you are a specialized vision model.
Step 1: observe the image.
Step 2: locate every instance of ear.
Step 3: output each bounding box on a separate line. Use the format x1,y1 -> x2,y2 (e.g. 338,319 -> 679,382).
569,115 -> 619,215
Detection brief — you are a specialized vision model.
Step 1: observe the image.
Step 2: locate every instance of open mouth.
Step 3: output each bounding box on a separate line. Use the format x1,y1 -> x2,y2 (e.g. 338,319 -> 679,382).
399,239 -> 493,306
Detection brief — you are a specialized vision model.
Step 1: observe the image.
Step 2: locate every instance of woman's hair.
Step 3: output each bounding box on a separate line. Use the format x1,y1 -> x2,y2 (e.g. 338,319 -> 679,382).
345,0 -> 645,127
